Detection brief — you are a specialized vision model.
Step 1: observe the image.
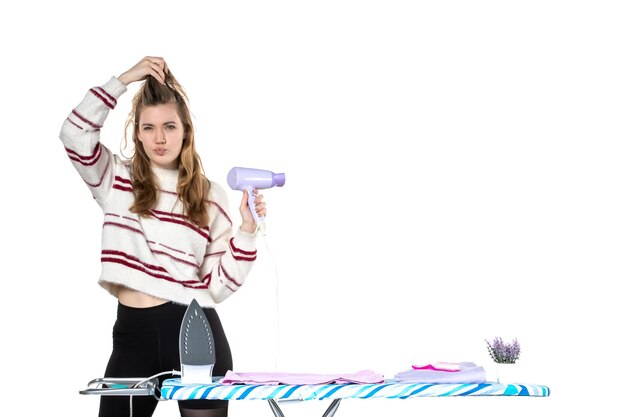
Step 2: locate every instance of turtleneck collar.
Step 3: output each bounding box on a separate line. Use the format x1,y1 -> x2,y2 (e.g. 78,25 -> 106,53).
151,165 -> 180,191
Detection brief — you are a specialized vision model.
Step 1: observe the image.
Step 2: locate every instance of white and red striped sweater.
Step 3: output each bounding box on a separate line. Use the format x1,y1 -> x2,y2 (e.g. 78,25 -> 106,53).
59,76 -> 257,307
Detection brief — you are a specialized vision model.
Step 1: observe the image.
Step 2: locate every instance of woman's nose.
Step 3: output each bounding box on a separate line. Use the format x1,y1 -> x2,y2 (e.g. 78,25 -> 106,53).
156,129 -> 166,144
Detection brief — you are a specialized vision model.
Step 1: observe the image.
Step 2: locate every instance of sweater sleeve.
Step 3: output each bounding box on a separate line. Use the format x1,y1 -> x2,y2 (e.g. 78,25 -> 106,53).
200,182 -> 258,303
59,76 -> 128,207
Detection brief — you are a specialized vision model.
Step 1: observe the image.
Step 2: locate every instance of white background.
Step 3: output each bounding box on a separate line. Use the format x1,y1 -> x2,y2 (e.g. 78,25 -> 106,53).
1,1 -> 624,416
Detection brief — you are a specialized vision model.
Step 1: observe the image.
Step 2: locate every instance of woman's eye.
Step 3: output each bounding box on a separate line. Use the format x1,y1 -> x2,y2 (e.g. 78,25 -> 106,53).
166,125 -> 176,130
143,126 -> 153,131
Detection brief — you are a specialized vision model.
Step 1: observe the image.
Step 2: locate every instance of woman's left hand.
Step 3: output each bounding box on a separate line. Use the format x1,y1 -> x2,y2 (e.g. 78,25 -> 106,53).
239,189 -> 267,233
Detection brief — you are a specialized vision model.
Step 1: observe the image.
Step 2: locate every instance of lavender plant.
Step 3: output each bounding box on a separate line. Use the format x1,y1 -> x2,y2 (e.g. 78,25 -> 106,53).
485,337 -> 520,364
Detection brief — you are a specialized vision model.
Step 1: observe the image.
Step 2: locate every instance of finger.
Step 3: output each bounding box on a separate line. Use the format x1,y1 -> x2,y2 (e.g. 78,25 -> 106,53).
153,57 -> 168,74
148,64 -> 166,85
254,193 -> 264,203
147,56 -> 165,66
144,57 -> 166,80
152,61 -> 166,80
255,205 -> 266,217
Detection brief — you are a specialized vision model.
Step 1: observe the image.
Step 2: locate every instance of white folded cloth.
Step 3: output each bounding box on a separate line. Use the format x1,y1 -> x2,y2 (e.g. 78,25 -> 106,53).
394,362 -> 486,384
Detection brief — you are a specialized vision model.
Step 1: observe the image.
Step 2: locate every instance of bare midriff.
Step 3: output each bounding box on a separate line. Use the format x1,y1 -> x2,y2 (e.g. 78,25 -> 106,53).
115,284 -> 169,308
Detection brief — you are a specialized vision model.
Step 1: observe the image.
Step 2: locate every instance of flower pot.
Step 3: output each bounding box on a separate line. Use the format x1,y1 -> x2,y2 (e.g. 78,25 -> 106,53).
495,363 -> 518,384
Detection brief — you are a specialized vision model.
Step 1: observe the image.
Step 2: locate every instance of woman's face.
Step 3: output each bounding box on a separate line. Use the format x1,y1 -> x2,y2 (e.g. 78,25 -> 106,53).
137,102 -> 185,170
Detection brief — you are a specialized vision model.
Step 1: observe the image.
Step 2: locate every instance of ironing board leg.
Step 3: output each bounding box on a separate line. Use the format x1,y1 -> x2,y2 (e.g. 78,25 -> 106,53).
267,398 -> 342,417
321,399 -> 342,417
268,399 -> 286,417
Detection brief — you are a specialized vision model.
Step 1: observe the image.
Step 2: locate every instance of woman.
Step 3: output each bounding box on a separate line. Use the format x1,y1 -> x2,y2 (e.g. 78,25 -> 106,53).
60,56 -> 265,417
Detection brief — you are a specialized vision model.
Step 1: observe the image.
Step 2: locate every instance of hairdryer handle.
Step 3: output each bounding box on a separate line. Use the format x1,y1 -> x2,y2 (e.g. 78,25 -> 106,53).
245,185 -> 265,227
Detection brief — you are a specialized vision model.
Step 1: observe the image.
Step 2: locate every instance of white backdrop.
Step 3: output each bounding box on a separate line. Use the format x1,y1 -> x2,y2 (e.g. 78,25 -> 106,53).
1,1 -> 624,416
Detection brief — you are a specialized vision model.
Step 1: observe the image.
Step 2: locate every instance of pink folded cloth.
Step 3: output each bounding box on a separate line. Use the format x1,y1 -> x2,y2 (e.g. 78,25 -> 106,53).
219,370 -> 385,385
412,362 -> 461,372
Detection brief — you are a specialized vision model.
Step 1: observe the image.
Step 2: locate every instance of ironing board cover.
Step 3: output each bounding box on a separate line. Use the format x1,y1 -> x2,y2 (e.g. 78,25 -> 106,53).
161,379 -> 550,401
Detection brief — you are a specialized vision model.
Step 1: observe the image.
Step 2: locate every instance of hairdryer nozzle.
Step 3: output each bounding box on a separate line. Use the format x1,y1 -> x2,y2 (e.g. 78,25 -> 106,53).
273,173 -> 286,187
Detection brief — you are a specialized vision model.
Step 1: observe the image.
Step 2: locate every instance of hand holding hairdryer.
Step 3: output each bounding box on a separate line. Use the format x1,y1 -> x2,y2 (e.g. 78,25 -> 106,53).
227,167 -> 285,234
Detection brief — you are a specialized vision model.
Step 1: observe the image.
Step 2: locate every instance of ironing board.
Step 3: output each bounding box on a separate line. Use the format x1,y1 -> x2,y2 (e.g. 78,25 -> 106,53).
160,378 -> 550,417
79,300 -> 549,416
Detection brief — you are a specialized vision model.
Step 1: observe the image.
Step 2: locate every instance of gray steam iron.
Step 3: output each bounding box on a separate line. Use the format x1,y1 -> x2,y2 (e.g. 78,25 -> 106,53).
179,298 -> 216,384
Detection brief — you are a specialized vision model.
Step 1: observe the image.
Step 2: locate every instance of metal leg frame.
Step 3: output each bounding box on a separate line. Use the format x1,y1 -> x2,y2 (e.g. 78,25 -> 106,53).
268,399 -> 342,417
79,377 -> 161,400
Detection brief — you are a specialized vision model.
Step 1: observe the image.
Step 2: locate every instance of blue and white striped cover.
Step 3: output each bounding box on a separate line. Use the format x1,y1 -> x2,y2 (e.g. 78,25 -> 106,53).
161,379 -> 550,401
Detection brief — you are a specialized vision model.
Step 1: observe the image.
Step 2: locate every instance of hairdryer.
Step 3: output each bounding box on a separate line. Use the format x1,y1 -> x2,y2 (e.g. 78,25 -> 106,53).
227,167 -> 285,234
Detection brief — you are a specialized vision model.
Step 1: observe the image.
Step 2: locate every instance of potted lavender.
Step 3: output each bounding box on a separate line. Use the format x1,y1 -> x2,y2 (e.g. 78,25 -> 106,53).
485,337 -> 521,383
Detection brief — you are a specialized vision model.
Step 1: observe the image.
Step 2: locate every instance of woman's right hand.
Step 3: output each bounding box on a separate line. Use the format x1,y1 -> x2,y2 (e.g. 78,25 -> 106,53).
117,56 -> 169,86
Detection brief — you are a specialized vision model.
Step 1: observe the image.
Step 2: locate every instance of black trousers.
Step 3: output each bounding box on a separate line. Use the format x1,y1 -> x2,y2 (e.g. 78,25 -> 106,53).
98,301 -> 232,417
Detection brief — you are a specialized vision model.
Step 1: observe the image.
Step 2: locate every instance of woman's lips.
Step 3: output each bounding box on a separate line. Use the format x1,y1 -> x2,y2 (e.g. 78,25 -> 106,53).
154,148 -> 167,156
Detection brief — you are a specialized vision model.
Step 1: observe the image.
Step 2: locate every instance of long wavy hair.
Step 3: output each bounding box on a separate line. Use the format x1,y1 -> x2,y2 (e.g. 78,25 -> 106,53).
125,73 -> 210,228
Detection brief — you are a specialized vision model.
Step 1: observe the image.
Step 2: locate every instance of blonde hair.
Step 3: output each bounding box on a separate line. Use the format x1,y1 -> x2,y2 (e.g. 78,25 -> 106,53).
125,73 -> 210,228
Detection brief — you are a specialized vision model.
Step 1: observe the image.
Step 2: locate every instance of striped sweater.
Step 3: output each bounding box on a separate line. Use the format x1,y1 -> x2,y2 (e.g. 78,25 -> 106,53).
59,76 -> 257,307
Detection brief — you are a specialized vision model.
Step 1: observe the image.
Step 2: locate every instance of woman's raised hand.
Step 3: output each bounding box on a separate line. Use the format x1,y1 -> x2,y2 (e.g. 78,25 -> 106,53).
118,56 -> 169,86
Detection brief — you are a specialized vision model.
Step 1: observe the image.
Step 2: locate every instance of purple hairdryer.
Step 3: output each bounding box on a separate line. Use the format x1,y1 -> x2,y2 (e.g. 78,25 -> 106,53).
227,167 -> 285,234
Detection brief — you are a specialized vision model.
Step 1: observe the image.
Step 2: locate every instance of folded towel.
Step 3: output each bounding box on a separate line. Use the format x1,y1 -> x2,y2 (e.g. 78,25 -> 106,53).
395,362 -> 486,384
220,370 -> 385,385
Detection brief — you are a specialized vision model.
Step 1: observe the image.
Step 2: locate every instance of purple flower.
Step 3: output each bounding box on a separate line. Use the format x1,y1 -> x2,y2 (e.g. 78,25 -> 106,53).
486,337 -> 521,364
